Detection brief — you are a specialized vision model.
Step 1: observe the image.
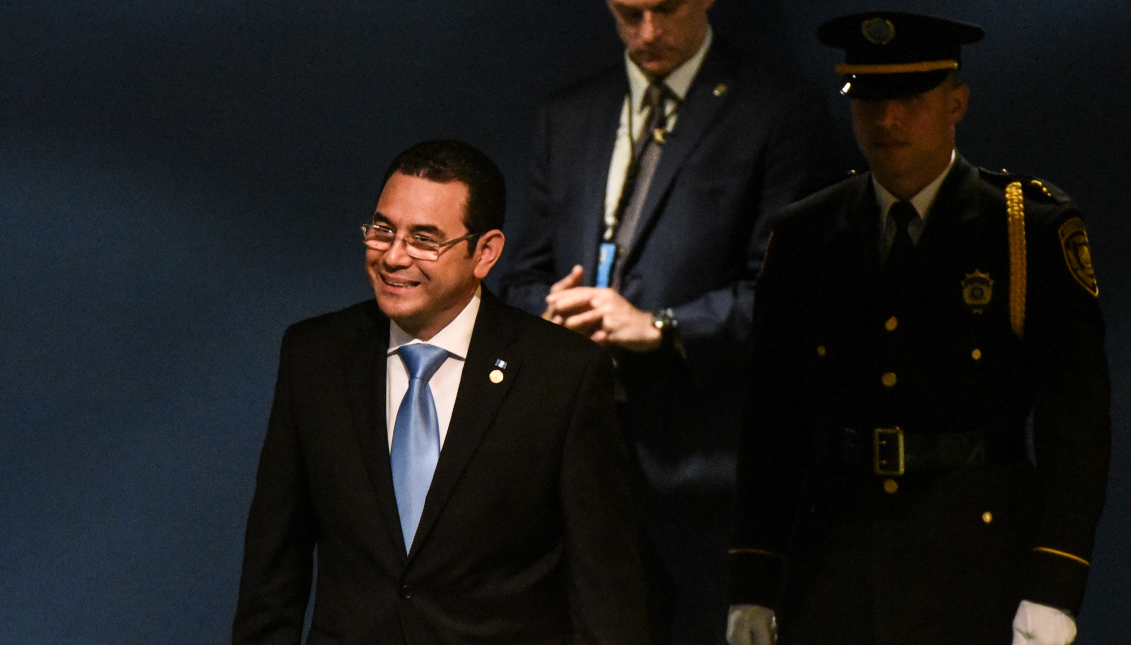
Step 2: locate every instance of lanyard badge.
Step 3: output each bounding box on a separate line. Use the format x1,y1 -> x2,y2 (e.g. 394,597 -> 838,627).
595,241 -> 617,289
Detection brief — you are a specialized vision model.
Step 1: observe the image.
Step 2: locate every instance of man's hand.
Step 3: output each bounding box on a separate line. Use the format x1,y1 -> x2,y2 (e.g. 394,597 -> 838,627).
1012,600 -> 1076,645
542,265 -> 585,324
727,604 -> 776,645
543,270 -> 662,351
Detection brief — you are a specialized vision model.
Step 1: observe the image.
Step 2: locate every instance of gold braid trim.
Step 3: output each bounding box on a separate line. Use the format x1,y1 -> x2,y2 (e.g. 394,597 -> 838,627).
836,60 -> 959,75
1030,179 -> 1053,198
728,548 -> 784,558
1033,546 -> 1090,567
1006,182 -> 1027,340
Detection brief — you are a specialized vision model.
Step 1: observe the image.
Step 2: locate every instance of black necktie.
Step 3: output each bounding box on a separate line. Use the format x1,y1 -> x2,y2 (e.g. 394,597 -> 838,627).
884,201 -> 917,280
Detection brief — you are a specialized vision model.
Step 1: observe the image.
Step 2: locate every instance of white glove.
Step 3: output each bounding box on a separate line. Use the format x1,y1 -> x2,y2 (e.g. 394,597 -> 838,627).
1012,600 -> 1077,645
727,604 -> 776,645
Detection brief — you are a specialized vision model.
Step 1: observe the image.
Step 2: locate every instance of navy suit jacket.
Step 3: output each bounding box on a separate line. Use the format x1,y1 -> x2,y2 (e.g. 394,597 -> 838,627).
233,291 -> 647,645
503,38 -> 834,489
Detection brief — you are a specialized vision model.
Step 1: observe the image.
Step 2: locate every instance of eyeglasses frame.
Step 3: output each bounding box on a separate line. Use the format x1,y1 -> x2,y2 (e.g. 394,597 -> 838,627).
360,222 -> 481,261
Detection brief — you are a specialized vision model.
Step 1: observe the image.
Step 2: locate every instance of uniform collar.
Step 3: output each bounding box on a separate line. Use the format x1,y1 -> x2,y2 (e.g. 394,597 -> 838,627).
873,149 -> 956,220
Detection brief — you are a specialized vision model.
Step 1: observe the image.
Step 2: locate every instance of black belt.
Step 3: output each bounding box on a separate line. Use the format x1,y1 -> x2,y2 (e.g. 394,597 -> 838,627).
837,426 -> 992,476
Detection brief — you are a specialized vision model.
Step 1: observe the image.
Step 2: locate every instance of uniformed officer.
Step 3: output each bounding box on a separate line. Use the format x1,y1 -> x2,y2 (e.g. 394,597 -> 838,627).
726,12 -> 1110,645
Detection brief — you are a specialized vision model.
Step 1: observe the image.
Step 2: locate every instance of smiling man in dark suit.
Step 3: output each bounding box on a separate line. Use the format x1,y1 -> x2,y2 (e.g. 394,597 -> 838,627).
502,1 -> 833,642
233,140 -> 648,645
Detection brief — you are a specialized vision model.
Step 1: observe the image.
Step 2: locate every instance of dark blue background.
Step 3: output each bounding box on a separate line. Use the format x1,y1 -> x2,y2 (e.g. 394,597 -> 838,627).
2,1 -> 1127,642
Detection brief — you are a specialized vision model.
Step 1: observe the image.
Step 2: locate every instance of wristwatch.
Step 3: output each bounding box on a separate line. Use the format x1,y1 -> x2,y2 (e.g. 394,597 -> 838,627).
651,308 -> 687,359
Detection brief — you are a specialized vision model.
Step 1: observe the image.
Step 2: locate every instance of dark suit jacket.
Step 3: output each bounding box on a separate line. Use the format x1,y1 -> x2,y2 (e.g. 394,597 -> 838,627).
233,291 -> 648,645
729,157 -> 1110,644
503,38 -> 834,488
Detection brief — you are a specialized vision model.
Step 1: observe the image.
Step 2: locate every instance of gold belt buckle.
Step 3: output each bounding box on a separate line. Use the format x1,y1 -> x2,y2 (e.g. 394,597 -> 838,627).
873,427 -> 905,476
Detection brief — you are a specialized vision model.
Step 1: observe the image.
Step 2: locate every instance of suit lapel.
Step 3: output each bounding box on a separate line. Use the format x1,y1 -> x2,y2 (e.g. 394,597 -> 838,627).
345,305 -> 408,561
824,176 -> 882,309
907,157 -> 982,288
623,40 -> 737,260
823,174 -> 878,265
407,291 -> 521,560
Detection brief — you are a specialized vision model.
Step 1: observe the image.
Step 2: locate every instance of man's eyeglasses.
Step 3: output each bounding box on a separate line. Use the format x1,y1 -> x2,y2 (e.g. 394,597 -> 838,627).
360,222 -> 480,261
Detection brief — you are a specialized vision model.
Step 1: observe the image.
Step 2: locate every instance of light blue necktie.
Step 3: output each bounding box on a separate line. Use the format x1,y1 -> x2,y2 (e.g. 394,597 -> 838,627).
390,343 -> 449,552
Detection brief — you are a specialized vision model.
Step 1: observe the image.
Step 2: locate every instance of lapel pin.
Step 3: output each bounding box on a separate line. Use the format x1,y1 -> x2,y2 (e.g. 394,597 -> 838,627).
494,359 -> 508,369
489,369 -> 504,384
713,83 -> 728,97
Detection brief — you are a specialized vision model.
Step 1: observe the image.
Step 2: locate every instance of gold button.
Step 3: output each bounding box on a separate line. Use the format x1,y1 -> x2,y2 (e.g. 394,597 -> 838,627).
971,348 -> 982,360
816,345 -> 827,357
883,478 -> 899,494
885,316 -> 898,331
882,372 -> 897,387
489,369 -> 504,384
982,512 -> 993,524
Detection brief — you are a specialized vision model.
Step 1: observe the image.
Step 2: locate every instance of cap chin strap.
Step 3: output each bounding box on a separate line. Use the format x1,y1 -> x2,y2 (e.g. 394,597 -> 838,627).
837,60 -> 959,75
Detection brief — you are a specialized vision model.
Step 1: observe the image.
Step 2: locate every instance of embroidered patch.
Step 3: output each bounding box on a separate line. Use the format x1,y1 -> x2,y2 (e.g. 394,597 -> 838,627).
1058,217 -> 1099,296
962,270 -> 994,313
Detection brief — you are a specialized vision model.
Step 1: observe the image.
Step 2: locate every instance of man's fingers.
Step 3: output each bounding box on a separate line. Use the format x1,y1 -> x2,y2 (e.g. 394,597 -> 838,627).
563,308 -> 604,332
548,264 -> 584,294
546,288 -> 599,314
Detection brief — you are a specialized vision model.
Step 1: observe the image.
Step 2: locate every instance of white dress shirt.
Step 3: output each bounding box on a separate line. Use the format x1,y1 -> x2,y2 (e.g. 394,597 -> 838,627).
385,288 -> 480,450
874,149 -> 956,256
602,28 -> 714,231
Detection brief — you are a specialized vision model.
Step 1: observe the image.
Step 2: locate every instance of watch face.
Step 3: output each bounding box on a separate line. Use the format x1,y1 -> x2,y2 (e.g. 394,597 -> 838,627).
652,309 -> 675,331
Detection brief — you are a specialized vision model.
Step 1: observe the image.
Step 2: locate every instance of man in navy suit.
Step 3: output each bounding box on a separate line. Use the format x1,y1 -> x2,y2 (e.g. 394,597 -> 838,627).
233,140 -> 648,645
502,1 -> 835,642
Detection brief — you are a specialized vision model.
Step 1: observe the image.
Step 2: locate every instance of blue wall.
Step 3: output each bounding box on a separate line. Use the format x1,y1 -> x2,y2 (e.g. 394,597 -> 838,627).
1,1 -> 1128,642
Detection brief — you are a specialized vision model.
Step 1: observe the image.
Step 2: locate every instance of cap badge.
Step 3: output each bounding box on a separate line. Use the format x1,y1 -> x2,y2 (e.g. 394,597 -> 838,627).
962,270 -> 994,313
862,18 -> 896,45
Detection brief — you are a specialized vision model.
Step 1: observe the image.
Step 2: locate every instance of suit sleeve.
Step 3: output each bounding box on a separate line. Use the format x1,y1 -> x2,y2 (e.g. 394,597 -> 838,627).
559,348 -> 649,645
727,221 -> 816,608
232,327 -> 316,645
1021,204 -> 1111,615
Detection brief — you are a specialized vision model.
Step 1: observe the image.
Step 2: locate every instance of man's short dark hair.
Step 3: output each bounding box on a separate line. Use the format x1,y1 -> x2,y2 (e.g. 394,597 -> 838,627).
382,140 -> 506,242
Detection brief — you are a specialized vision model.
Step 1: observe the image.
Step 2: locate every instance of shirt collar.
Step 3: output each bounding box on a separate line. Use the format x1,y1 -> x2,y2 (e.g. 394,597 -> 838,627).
388,286 -> 481,360
625,26 -> 713,113
873,149 -> 956,220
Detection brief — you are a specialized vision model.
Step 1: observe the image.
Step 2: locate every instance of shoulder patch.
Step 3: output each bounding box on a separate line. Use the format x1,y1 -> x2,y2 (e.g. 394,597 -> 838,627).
1058,217 -> 1099,296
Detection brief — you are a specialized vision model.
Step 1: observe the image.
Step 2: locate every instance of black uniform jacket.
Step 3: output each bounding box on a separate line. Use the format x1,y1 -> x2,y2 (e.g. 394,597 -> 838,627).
233,290 -> 648,645
729,157 -> 1110,643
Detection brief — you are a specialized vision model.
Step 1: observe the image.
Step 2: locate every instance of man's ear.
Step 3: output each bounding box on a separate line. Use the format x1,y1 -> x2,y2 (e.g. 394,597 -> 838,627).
950,82 -> 970,125
473,230 -> 505,280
